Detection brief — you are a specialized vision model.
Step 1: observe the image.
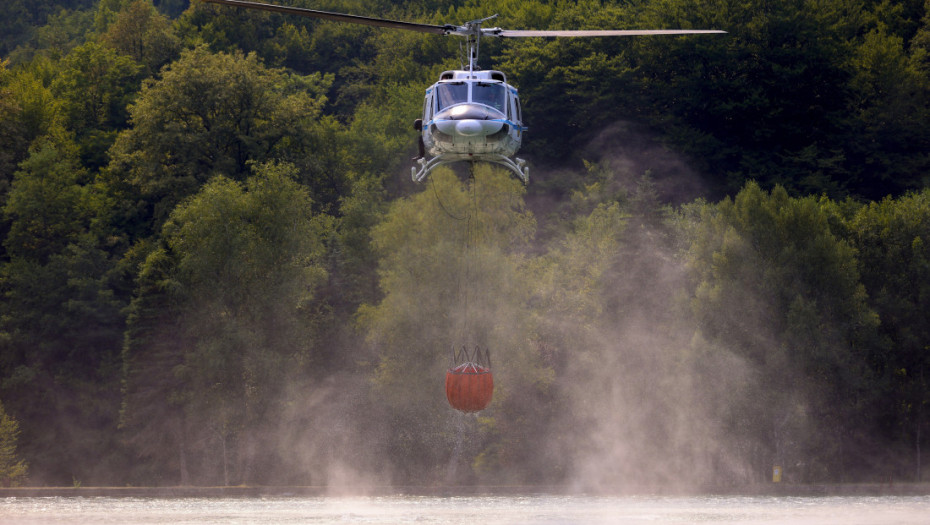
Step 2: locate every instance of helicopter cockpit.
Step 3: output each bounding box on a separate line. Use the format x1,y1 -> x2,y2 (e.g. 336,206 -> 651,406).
472,82 -> 506,112
436,83 -> 468,110
435,81 -> 507,114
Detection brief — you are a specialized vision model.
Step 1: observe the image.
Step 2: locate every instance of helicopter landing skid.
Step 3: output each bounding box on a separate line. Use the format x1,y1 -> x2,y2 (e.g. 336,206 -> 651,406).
411,154 -> 528,184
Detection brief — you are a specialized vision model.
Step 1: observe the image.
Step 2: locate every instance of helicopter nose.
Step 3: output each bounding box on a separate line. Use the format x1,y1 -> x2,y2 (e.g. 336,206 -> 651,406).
455,120 -> 484,136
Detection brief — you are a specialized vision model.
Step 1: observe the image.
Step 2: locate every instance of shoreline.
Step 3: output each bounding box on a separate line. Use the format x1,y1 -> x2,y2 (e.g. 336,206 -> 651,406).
2,483 -> 930,498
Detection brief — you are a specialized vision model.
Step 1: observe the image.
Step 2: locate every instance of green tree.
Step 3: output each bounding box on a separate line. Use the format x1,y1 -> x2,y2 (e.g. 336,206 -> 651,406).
0,135 -> 127,484
2,60 -> 65,191
176,0 -> 284,60
51,41 -> 142,169
8,7 -> 94,64
106,45 -> 334,235
685,182 -> 880,481
0,61 -> 30,201
0,0 -> 33,59
494,0 -> 642,164
152,0 -> 188,18
121,162 -> 332,485
357,166 -> 543,484
1,1 -> 97,58
848,190 -> 930,480
100,0 -> 180,77
634,0 -> 858,196
845,28 -> 930,197
519,196 -> 631,486
0,400 -> 28,487
3,136 -> 91,263
521,170 -> 750,488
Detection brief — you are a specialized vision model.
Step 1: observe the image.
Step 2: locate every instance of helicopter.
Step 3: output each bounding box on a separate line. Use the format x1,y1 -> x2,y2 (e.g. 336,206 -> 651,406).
202,0 -> 725,184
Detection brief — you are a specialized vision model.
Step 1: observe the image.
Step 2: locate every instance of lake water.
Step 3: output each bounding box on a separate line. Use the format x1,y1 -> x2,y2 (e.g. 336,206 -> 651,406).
2,494 -> 930,524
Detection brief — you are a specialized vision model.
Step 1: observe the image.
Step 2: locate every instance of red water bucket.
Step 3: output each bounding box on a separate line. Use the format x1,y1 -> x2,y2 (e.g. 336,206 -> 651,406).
445,362 -> 493,413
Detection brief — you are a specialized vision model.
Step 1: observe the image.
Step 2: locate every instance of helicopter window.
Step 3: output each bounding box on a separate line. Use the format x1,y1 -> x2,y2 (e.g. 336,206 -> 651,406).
436,83 -> 468,110
473,83 -> 506,112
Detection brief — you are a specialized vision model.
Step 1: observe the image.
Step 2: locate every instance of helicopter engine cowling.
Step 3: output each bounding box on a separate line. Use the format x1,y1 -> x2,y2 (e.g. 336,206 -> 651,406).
433,104 -> 505,138
455,120 -> 484,136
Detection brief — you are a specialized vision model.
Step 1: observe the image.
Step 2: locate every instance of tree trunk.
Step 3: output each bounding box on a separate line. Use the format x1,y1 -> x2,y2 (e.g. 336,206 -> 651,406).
222,433 -> 229,487
179,424 -> 190,486
915,367 -> 924,483
917,409 -> 922,483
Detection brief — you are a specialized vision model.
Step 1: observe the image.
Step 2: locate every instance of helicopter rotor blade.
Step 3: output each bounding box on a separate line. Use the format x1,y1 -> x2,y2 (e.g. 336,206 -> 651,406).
200,0 -> 453,35
201,1 -> 726,39
491,29 -> 727,37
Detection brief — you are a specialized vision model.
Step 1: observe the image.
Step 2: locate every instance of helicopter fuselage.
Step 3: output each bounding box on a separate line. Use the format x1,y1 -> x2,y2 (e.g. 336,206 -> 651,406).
412,70 -> 529,183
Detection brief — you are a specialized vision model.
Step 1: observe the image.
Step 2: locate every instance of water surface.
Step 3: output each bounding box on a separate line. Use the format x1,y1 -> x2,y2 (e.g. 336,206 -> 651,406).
2,494 -> 929,524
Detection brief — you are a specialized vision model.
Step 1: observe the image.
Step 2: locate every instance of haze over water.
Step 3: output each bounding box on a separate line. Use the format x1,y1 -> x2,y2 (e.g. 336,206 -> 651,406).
3,494 -> 930,524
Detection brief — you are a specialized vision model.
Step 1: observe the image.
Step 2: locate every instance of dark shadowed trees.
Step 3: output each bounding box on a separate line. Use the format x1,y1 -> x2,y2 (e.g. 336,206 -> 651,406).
0,400 -> 28,486
848,190 -> 930,481
0,135 -> 126,485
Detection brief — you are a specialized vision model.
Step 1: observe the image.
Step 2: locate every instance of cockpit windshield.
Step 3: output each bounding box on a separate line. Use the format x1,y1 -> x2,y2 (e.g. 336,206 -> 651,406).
436,83 -> 468,111
473,82 -> 506,112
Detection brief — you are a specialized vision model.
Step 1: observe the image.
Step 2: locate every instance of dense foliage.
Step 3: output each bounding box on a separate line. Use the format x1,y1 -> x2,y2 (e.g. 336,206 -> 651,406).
1,0 -> 929,487
0,401 -> 28,486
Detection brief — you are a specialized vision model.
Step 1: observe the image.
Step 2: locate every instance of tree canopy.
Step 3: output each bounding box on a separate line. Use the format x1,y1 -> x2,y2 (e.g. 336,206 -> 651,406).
2,0 -> 930,487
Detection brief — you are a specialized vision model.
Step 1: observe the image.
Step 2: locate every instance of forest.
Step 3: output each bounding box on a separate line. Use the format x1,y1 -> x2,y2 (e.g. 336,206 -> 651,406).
1,0 -> 929,489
